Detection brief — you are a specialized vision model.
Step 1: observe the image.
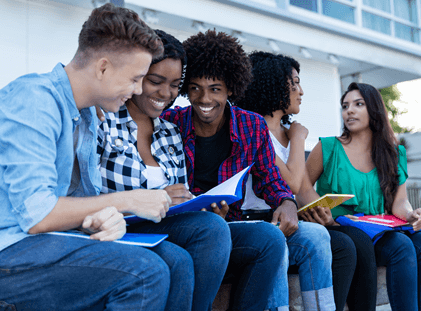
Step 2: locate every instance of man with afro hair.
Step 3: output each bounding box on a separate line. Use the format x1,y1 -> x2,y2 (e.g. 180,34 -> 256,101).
162,30 -> 295,310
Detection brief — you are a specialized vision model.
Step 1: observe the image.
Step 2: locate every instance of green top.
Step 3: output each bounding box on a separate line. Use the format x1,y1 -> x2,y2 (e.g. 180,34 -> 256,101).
316,137 -> 408,218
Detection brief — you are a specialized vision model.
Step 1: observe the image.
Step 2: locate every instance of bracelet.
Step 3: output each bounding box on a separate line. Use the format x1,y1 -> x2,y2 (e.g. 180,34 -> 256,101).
280,197 -> 298,210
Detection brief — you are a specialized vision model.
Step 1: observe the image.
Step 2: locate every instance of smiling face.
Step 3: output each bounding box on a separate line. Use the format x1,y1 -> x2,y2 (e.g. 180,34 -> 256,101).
96,48 -> 152,113
341,89 -> 370,133
130,58 -> 182,119
187,77 -> 232,128
285,68 -> 303,115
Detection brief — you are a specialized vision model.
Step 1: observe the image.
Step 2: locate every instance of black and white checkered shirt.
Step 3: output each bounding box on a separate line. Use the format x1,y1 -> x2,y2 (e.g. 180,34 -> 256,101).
97,105 -> 188,193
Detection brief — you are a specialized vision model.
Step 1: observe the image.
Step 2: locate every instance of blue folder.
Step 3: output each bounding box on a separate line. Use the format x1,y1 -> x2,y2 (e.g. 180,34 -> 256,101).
336,214 -> 414,244
47,231 -> 168,247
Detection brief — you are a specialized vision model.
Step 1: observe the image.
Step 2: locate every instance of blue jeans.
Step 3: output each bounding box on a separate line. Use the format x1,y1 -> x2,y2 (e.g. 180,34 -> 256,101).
128,211 -> 232,311
375,230 -> 421,311
224,221 -> 287,311
0,234 -> 171,310
267,222 -> 335,311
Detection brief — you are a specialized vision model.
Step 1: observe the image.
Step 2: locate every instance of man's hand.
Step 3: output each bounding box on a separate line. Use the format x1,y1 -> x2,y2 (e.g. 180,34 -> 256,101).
201,200 -> 229,219
82,206 -> 126,241
300,206 -> 336,226
271,199 -> 299,236
164,184 -> 193,206
406,208 -> 421,231
125,189 -> 171,223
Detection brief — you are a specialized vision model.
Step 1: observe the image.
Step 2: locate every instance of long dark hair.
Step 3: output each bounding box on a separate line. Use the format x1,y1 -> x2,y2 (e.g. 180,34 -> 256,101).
340,82 -> 398,213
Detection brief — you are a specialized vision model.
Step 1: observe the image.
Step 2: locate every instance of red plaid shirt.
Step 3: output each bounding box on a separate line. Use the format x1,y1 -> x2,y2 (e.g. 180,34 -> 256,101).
161,105 -> 293,221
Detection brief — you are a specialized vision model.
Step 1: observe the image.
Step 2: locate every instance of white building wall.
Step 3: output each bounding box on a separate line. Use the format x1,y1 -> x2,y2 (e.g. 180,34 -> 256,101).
0,0 -> 357,150
0,0 -> 91,88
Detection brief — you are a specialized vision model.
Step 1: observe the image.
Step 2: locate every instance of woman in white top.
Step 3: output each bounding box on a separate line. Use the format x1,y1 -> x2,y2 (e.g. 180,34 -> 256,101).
236,51 -> 356,311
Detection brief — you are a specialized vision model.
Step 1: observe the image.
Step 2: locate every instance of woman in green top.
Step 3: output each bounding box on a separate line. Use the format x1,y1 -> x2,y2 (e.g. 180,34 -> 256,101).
298,82 -> 421,311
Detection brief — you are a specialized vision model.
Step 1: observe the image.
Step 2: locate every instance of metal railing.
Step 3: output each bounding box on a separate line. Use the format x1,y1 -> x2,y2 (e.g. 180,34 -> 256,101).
408,187 -> 421,210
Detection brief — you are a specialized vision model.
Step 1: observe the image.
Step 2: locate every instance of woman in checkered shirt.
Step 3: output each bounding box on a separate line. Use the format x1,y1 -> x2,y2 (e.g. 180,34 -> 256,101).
97,29 -> 231,311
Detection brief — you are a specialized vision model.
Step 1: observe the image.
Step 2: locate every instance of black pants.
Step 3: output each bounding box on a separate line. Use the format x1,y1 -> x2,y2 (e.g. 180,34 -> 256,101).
328,226 -> 377,311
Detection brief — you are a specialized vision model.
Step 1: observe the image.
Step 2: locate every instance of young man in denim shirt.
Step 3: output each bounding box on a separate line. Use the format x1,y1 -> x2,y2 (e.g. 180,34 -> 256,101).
0,4 -> 226,310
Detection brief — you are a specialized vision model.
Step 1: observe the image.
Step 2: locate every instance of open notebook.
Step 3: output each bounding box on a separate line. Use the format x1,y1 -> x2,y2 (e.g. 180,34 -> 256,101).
297,194 -> 355,213
125,164 -> 253,224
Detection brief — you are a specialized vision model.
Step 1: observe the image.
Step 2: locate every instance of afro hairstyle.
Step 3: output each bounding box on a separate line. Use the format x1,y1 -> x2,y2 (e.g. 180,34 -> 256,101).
179,29 -> 252,103
236,51 -> 300,119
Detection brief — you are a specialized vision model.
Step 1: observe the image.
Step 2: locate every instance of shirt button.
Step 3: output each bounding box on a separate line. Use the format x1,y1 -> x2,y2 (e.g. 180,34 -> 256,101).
174,159 -> 179,165
114,139 -> 123,147
73,116 -> 79,122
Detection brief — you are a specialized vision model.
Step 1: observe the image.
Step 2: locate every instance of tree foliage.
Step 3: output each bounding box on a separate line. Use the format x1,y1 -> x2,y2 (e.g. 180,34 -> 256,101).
379,85 -> 413,133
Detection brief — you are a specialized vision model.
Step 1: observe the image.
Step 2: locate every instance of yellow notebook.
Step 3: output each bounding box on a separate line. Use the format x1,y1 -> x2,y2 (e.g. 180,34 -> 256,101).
297,194 -> 355,213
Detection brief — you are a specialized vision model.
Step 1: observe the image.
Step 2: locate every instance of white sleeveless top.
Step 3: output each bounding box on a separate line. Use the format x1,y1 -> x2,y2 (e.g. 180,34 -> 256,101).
241,131 -> 290,210
145,165 -> 169,189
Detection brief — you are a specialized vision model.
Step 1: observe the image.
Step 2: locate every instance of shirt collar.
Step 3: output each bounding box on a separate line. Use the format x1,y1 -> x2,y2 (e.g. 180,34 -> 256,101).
53,63 -> 80,122
113,104 -> 165,134
182,103 -> 239,142
226,103 -> 239,142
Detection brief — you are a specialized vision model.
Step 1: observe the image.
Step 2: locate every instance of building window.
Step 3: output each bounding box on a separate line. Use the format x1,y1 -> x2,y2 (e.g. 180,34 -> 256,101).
322,0 -> 355,24
362,11 -> 391,34
363,0 -> 391,13
394,0 -> 418,23
288,0 -> 420,44
395,22 -> 420,43
290,0 -> 317,12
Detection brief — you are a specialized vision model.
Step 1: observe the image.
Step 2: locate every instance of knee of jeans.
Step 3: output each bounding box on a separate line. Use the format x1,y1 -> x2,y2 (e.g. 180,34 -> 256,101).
172,248 -> 194,277
262,223 -> 288,259
0,302 -> 16,311
199,212 -> 231,247
152,257 -> 171,286
309,227 -> 332,262
386,234 -> 417,264
331,231 -> 357,264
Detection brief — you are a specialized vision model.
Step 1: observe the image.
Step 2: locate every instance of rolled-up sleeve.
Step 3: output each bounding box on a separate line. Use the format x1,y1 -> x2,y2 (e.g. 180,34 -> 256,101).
0,83 -> 63,232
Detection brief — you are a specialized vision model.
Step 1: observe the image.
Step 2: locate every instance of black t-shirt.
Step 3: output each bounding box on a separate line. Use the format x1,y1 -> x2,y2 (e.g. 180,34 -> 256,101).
194,118 -> 232,192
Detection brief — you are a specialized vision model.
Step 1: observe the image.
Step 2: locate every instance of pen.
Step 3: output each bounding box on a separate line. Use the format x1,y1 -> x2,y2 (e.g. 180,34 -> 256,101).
273,220 -> 303,226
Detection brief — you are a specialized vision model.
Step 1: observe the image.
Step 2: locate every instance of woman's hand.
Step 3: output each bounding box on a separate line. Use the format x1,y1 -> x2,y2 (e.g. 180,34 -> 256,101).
344,214 -> 359,221
285,121 -> 308,141
202,201 -> 229,219
406,208 -> 421,231
164,184 -> 193,206
81,206 -> 126,241
300,206 -> 336,226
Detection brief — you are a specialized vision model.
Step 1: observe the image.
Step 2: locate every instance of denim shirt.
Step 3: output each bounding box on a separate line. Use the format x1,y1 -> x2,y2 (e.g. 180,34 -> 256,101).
0,63 -> 101,252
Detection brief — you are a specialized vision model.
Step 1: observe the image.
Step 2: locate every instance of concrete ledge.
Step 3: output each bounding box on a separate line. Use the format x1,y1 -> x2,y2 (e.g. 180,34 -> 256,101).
212,267 -> 389,311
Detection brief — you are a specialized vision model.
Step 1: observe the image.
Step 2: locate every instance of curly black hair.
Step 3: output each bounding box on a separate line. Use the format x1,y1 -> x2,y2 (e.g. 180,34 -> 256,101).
236,51 -> 300,119
152,29 -> 186,69
179,30 -> 252,103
